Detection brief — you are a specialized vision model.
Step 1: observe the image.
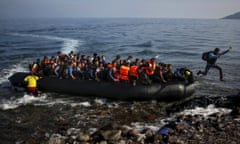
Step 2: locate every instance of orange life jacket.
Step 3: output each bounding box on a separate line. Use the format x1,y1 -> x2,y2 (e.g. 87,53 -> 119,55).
119,65 -> 130,81
145,60 -> 156,75
129,65 -> 139,79
71,62 -> 76,68
107,63 -> 113,68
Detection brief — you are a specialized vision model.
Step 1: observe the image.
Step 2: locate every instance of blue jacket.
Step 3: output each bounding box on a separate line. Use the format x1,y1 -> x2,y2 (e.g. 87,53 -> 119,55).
208,49 -> 229,64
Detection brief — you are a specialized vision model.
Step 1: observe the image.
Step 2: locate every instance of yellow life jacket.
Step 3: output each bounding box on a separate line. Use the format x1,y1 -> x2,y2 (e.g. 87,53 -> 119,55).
24,75 -> 39,87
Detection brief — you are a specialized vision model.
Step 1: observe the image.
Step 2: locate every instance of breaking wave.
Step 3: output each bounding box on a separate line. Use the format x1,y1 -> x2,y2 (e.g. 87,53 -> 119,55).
9,33 -> 82,54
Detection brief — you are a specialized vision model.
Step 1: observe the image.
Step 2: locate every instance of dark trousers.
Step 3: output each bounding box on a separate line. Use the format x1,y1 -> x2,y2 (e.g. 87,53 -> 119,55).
198,63 -> 223,80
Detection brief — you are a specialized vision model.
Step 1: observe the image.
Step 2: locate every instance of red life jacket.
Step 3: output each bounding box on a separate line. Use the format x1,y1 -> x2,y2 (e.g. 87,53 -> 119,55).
107,63 -> 113,68
119,65 -> 130,81
145,60 -> 156,75
129,65 -> 139,79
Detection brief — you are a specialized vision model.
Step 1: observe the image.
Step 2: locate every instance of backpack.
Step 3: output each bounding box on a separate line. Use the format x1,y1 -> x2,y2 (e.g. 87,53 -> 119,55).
202,51 -> 212,61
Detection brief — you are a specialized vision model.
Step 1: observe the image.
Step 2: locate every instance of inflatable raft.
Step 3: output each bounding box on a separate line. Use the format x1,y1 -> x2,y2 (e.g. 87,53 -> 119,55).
8,72 -> 196,101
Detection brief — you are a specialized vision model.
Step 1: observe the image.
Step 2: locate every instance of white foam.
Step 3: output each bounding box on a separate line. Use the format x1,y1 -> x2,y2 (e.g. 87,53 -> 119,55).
10,33 -> 82,54
71,101 -> 91,107
0,94 -> 47,110
0,63 -> 27,86
128,104 -> 232,135
94,98 -> 107,105
178,104 -> 232,117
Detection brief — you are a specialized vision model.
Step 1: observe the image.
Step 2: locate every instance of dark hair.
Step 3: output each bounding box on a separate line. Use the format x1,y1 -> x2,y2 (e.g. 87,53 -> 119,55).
214,48 -> 220,53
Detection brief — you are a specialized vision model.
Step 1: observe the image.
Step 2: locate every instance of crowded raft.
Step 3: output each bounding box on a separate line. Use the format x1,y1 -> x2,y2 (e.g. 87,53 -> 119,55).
29,50 -> 194,85
9,50 -> 196,100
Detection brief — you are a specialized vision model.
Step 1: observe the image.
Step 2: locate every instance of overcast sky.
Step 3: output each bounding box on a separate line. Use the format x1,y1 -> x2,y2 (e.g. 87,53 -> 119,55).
1,0 -> 240,19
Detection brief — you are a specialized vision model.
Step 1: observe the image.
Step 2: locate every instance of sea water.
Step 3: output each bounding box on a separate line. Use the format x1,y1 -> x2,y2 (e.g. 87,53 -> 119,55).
0,18 -> 239,141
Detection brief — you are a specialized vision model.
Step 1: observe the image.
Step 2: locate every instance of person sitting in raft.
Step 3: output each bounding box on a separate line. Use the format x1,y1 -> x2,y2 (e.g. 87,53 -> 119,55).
154,63 -> 168,83
68,61 -> 76,79
146,58 -> 157,79
164,64 -> 174,81
23,72 -> 40,96
57,51 -> 66,61
129,63 -> 139,85
101,55 -> 108,68
174,67 -> 194,83
107,61 -> 120,82
31,58 -> 41,75
126,55 -> 133,65
119,60 -> 130,83
138,59 -> 152,85
112,55 -> 121,70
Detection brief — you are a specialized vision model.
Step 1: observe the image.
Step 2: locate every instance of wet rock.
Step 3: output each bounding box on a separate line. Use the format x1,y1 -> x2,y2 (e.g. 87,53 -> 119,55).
66,128 -> 81,136
145,114 -> 158,120
143,128 -> 154,139
196,122 -> 204,132
175,123 -> 186,132
232,107 -> 240,116
100,123 -> 121,131
127,129 -> 139,137
233,116 -> 240,121
136,134 -> 145,143
120,126 -> 130,137
24,138 -> 36,144
48,137 -> 65,144
98,109 -> 110,115
55,117 -> 69,126
153,134 -> 163,144
99,140 -> 107,144
79,133 -> 90,142
100,130 -> 122,141
168,135 -> 179,144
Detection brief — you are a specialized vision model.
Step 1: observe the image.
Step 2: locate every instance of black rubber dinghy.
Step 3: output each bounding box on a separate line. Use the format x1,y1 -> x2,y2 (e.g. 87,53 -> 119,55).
9,72 -> 196,101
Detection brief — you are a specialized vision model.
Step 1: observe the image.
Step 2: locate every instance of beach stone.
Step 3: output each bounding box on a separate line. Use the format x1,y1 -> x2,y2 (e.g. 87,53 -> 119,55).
136,134 -> 145,143
48,137 -> 65,144
115,140 -> 126,144
100,130 -> 122,141
127,129 -> 139,137
67,128 -> 81,136
196,122 -> 204,132
175,123 -> 186,132
120,126 -> 130,136
100,123 -> 121,131
234,117 -> 240,121
144,128 -> 154,138
153,134 -> 163,143
72,141 -> 80,144
99,109 -> 110,115
168,135 -> 178,143
146,114 -> 158,120
79,133 -> 90,142
25,138 -> 36,144
99,141 -> 107,144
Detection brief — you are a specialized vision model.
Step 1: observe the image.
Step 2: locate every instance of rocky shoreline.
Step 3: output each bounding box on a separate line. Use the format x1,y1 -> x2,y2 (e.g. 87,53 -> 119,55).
1,93 -> 240,144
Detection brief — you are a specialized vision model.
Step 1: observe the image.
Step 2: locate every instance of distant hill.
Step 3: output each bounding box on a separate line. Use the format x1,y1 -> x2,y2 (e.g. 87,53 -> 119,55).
222,11 -> 240,19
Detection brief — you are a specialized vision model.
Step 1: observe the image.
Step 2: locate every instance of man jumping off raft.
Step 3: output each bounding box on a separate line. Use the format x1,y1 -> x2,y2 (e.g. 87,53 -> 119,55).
197,47 -> 232,81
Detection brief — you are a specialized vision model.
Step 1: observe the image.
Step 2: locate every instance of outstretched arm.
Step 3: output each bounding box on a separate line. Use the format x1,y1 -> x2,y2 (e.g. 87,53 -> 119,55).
220,47 -> 232,56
